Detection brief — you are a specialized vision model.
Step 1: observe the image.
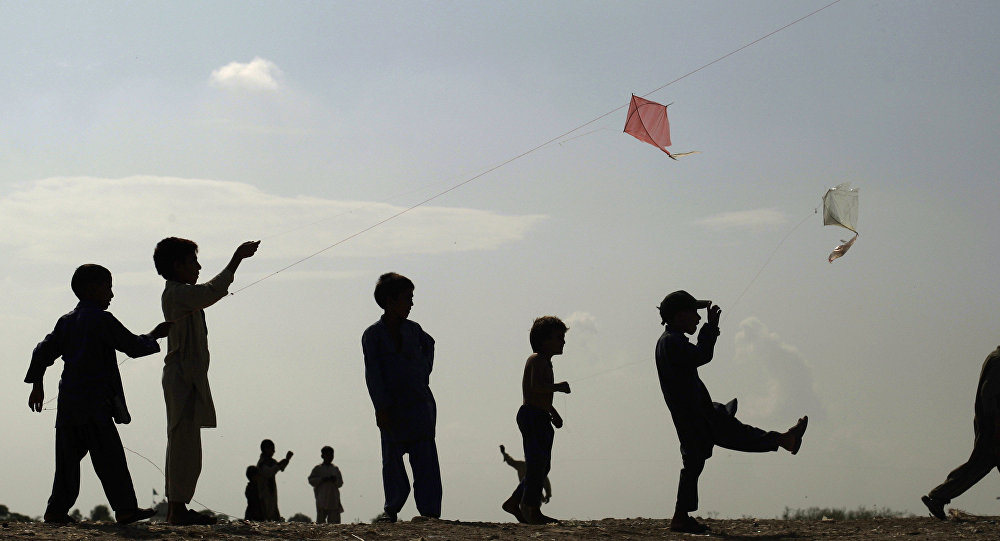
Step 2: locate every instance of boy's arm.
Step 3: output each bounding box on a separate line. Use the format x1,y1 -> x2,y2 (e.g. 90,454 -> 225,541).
333,467 -> 343,488
418,325 -> 435,372
25,321 -> 64,412
307,466 -> 324,487
102,313 -> 167,359
362,328 -> 395,424
549,405 -> 563,429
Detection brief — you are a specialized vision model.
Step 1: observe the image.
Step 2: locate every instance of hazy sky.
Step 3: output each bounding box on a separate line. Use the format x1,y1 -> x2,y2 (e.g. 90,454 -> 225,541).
3,0 -> 1000,523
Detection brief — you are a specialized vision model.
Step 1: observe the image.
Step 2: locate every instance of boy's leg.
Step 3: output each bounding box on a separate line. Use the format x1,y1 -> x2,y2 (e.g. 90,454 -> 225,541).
709,409 -> 782,453
86,419 -> 139,512
379,438 -> 410,517
675,453 -> 705,514
315,506 -> 327,523
519,407 -> 554,508
926,448 -> 996,508
165,398 -> 202,505
409,438 -> 442,518
332,512 -> 341,524
45,425 -> 88,518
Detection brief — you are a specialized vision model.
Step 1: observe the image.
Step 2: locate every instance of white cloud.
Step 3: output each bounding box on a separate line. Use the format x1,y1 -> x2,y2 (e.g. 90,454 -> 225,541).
695,208 -> 787,232
209,57 -> 282,91
730,316 -> 825,422
565,310 -> 597,335
0,176 -> 547,267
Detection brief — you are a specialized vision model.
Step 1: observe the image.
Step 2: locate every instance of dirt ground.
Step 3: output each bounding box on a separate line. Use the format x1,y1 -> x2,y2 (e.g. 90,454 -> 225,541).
3,514 -> 1000,541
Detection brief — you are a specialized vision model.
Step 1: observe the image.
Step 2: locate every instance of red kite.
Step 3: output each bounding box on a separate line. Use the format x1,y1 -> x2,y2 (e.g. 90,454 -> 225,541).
623,94 -> 697,160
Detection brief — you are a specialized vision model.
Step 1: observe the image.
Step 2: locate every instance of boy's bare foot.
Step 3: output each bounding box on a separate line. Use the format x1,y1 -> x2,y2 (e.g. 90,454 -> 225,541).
502,496 -> 526,523
780,416 -> 808,454
519,503 -> 559,525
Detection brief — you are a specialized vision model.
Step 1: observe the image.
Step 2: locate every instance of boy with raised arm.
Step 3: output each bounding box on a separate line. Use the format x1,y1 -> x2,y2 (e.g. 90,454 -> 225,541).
362,272 -> 441,523
25,264 -> 170,524
655,290 -> 807,534
256,438 -> 293,521
153,237 -> 259,525
502,316 -> 570,525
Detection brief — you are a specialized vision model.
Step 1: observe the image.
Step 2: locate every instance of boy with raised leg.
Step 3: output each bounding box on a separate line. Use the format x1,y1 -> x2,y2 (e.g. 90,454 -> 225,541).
655,290 -> 807,534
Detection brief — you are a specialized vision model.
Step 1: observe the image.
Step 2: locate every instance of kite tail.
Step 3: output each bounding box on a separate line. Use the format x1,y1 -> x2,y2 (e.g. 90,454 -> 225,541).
660,147 -> 677,160
828,232 -> 859,263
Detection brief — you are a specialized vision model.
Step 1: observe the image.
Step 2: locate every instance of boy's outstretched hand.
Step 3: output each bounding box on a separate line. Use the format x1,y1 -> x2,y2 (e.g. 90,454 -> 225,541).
149,321 -> 173,339
235,240 -> 260,260
555,381 -> 571,394
227,241 -> 261,274
28,383 -> 43,412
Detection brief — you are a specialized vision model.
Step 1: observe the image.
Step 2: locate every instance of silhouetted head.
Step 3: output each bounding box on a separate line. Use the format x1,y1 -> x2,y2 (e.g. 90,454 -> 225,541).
321,446 -> 334,463
260,439 -> 275,457
154,237 -> 200,284
658,290 -> 710,333
71,264 -> 114,308
246,465 -> 258,481
529,316 -> 568,355
374,272 -> 414,319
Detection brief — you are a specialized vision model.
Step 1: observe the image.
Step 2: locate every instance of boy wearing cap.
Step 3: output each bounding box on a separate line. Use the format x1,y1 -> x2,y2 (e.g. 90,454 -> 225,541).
655,290 -> 807,534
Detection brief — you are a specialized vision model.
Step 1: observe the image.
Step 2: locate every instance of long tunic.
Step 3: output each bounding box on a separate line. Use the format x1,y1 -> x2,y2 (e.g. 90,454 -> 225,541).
25,300 -> 160,427
161,269 -> 233,429
362,318 -> 436,442
655,322 -> 720,458
308,463 -> 344,512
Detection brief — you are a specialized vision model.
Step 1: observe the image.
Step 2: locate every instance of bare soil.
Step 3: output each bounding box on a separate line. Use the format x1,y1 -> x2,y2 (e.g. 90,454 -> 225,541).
3,514 -> 1000,541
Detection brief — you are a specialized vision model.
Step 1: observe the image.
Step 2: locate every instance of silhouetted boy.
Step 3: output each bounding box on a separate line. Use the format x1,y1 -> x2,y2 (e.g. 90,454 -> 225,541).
922,346 -> 1000,520
25,264 -> 170,524
153,237 -> 259,525
502,316 -> 570,525
308,445 -> 344,523
256,439 -> 293,521
362,272 -> 441,523
655,290 -> 807,534
244,465 -> 264,521
499,444 -> 551,504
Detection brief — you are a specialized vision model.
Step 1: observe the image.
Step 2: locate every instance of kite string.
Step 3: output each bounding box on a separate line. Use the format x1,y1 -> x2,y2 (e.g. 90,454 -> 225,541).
722,208 -> 817,323
229,0 -> 843,295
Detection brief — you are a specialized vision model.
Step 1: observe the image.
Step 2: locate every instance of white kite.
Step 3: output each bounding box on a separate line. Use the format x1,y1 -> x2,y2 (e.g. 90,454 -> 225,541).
822,183 -> 859,263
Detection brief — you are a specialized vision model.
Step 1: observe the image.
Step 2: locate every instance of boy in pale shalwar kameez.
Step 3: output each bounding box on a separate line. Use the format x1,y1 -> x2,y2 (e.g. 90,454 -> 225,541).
308,446 -> 344,523
153,237 -> 259,525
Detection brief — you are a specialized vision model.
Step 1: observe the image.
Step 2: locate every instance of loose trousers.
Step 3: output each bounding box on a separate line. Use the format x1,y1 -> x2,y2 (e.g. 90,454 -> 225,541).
928,446 -> 998,504
165,394 -> 202,503
676,407 -> 781,513
380,437 -> 442,518
46,418 -> 138,515
509,405 -> 554,508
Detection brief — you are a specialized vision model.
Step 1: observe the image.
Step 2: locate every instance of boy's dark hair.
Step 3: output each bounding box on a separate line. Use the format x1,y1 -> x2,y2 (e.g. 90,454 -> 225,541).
373,272 -> 415,309
529,316 -> 568,353
71,264 -> 112,300
260,439 -> 274,451
246,465 -> 258,481
321,446 -> 333,454
153,237 -> 198,280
